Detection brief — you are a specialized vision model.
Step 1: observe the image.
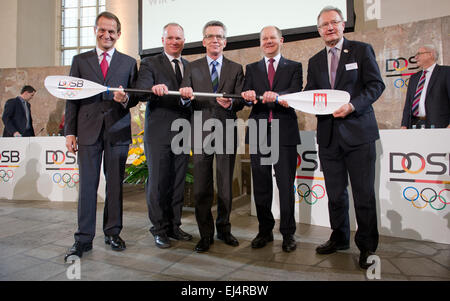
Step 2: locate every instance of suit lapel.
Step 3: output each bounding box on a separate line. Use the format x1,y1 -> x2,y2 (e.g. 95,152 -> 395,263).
218,57 -> 230,92
425,64 -> 440,99
318,49 -> 331,89
105,51 -> 123,83
201,57 -> 214,92
334,38 -> 350,88
160,53 -> 178,88
87,50 -> 104,83
272,56 -> 287,90
257,58 -> 271,90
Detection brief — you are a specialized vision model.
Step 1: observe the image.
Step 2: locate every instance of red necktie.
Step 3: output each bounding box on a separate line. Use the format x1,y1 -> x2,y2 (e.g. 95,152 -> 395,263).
101,52 -> 109,79
268,58 -> 275,122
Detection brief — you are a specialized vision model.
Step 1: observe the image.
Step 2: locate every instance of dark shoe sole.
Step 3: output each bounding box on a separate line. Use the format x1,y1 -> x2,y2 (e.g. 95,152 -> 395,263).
316,244 -> 349,254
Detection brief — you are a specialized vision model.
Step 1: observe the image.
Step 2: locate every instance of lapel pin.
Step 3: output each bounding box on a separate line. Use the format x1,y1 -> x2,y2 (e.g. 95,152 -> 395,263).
343,49 -> 349,53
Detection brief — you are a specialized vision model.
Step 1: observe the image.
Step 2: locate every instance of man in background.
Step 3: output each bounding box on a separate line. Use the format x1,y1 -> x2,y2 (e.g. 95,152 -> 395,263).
401,44 -> 450,129
2,85 -> 36,137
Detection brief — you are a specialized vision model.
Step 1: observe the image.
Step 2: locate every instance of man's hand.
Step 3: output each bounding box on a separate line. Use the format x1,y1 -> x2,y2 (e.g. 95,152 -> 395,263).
241,90 -> 257,104
262,91 -> 279,104
216,97 -> 232,109
13,132 -> 22,137
401,126 -> 407,130
179,87 -> 194,100
152,84 -> 169,97
113,86 -> 127,103
66,136 -> 78,154
333,103 -> 354,118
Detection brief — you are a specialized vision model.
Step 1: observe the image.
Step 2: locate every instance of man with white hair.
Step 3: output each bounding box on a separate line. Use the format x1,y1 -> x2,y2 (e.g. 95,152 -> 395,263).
401,44 -> 450,129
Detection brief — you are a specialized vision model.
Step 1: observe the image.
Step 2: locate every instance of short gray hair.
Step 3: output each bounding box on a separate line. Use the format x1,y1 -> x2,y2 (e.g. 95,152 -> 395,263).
203,20 -> 227,38
422,44 -> 439,62
317,6 -> 345,25
260,25 -> 282,39
162,23 -> 184,37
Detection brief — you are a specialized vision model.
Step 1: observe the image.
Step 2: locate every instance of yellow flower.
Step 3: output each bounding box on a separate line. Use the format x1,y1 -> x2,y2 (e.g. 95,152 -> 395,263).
132,139 -> 137,145
137,137 -> 143,144
132,159 -> 142,166
138,130 -> 144,136
140,155 -> 146,162
190,150 -> 193,157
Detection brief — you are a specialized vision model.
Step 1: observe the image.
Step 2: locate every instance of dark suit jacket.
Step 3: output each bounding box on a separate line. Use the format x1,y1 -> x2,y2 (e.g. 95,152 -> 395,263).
2,97 -> 35,137
65,49 -> 138,145
305,38 -> 385,147
134,53 -> 191,145
243,56 -> 302,146
401,64 -> 450,128
181,56 -> 245,152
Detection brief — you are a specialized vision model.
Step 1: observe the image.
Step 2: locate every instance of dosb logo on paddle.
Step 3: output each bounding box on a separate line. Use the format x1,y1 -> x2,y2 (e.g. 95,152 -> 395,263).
58,79 -> 84,89
313,93 -> 328,112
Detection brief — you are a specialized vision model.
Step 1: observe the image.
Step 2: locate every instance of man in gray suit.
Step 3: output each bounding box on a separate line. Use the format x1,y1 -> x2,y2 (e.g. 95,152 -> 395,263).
180,21 -> 245,253
64,12 -> 138,261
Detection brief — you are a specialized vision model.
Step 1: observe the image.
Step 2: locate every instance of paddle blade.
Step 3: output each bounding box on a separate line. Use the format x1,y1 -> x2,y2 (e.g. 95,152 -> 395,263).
44,76 -> 107,100
279,89 -> 350,115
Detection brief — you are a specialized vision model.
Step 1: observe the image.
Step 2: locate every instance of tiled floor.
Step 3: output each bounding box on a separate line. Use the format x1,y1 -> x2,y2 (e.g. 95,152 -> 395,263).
0,185 -> 449,281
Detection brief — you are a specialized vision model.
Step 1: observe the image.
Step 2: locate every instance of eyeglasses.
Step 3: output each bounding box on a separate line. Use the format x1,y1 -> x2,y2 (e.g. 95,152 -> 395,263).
415,51 -> 431,57
204,34 -> 225,40
318,20 -> 342,30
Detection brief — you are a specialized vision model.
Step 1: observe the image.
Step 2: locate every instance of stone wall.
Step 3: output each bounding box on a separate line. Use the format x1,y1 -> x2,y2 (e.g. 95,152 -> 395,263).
1,16 -> 448,136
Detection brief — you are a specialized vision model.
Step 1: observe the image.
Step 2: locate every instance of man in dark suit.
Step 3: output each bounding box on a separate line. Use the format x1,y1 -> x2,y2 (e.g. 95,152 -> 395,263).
179,21 -> 245,253
64,12 -> 138,261
401,45 -> 450,129
2,86 -> 36,137
115,23 -> 193,249
241,26 -> 302,253
304,6 -> 385,269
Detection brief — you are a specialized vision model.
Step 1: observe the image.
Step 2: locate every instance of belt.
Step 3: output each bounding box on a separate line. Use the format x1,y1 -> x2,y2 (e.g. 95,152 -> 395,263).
413,116 -> 426,121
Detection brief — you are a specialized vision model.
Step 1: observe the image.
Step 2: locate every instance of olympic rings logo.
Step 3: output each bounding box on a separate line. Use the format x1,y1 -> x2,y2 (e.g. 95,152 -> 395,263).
0,169 -> 14,183
295,183 -> 326,205
394,78 -> 409,89
402,187 -> 449,211
52,172 -> 79,188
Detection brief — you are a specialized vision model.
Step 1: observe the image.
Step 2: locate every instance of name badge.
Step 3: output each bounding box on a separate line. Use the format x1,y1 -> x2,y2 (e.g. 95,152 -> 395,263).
346,63 -> 358,71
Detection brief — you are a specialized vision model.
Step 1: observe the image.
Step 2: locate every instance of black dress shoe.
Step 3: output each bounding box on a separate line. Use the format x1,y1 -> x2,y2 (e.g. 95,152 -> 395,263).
282,235 -> 297,252
316,240 -> 350,254
64,241 -> 92,262
168,227 -> 193,241
217,232 -> 239,246
251,232 -> 274,249
154,234 -> 171,249
194,236 -> 214,253
105,235 -> 126,251
359,250 -> 375,269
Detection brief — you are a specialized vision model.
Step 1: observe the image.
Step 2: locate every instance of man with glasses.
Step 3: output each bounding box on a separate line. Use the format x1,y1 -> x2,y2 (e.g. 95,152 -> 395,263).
179,20 -> 245,253
304,6 -> 385,269
401,45 -> 450,129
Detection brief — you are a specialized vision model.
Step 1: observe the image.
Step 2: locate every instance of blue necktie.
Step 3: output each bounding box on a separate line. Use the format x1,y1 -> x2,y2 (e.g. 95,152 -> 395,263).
211,60 -> 219,93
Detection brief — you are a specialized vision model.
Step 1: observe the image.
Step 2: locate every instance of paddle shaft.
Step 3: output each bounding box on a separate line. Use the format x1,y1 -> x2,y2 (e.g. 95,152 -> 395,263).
108,87 -> 262,101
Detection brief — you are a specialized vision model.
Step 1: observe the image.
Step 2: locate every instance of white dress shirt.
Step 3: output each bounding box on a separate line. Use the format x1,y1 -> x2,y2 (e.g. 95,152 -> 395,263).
417,63 -> 436,117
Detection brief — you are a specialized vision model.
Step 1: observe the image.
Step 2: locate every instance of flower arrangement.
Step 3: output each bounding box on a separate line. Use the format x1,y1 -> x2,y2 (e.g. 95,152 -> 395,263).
124,103 -> 194,188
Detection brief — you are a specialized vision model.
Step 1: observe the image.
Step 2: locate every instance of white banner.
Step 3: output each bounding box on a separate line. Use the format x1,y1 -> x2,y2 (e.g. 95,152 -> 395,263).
0,137 -> 105,202
252,129 -> 450,244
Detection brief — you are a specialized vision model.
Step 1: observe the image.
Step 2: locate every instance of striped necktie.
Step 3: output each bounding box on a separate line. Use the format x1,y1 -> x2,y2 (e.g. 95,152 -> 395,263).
411,70 -> 427,117
211,60 -> 219,93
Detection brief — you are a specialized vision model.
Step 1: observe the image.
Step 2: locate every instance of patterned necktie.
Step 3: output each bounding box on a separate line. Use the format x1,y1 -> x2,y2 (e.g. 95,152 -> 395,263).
172,59 -> 183,86
268,58 -> 275,122
329,47 -> 338,89
22,100 -> 30,129
211,60 -> 219,93
100,52 -> 109,79
412,70 -> 427,117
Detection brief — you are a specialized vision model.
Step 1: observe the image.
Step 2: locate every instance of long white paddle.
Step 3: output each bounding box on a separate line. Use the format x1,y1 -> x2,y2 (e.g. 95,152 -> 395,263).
44,76 -> 350,115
